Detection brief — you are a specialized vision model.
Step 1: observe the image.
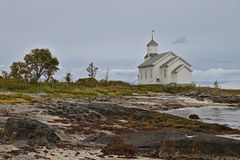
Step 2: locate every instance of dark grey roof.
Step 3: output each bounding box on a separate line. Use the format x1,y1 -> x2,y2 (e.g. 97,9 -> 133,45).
144,53 -> 158,59
160,57 -> 177,68
146,39 -> 158,46
172,64 -> 184,73
138,52 -> 170,68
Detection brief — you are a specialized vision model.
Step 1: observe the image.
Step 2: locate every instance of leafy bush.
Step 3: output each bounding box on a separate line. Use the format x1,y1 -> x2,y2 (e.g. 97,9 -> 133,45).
77,78 -> 98,87
99,80 -> 130,87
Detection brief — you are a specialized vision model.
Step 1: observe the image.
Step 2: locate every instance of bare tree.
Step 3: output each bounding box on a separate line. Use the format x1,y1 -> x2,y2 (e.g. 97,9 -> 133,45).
105,68 -> 109,81
1,70 -> 9,79
213,80 -> 219,89
86,62 -> 98,78
64,72 -> 72,84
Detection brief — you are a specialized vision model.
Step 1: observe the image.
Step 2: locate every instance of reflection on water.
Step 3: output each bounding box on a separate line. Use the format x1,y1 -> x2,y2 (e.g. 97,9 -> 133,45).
162,106 -> 240,129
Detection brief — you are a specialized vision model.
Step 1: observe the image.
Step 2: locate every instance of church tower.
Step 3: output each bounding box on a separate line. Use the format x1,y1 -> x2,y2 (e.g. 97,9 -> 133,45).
144,30 -> 158,61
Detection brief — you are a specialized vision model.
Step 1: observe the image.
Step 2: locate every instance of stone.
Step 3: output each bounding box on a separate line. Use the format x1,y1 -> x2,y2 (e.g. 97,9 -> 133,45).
4,117 -> 60,146
46,143 -> 57,150
189,114 -> 200,119
87,130 -> 240,159
196,97 -> 204,101
12,140 -> 30,149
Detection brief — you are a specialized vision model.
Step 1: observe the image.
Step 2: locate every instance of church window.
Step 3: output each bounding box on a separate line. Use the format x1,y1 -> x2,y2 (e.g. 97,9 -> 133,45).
164,69 -> 167,78
145,69 -> 147,79
140,70 -> 142,79
150,68 -> 153,78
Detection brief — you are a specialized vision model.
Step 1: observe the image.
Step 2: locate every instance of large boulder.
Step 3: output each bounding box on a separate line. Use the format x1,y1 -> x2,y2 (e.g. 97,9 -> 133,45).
86,130 -> 240,159
3,117 -> 60,146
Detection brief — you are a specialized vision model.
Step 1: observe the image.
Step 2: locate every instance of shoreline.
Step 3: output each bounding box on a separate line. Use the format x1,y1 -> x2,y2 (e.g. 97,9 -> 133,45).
0,92 -> 240,159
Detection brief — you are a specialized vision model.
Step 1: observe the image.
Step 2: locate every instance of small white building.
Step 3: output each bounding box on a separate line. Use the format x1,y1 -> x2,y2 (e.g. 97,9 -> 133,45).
138,34 -> 192,85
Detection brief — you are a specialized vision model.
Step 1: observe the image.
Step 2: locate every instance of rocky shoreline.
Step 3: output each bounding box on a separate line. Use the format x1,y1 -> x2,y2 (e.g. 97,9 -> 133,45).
0,93 -> 240,159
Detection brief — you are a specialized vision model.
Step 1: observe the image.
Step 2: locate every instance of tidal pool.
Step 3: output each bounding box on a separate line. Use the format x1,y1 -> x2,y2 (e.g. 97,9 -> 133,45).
162,106 -> 240,130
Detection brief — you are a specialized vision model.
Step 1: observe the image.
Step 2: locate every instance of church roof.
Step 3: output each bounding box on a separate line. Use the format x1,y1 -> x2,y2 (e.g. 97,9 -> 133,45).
172,64 -> 192,73
147,39 -> 158,46
138,52 -> 170,68
160,57 -> 177,68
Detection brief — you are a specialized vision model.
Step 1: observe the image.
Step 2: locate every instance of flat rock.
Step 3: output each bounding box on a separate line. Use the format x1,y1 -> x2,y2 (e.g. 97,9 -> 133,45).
3,117 -> 60,147
86,130 -> 240,159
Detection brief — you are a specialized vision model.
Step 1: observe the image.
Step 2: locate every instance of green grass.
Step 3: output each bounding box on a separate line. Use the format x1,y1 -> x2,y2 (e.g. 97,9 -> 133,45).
0,94 -> 35,103
0,78 -> 239,98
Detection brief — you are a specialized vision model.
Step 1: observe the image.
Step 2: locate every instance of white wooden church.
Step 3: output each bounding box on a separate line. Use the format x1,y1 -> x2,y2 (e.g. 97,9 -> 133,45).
138,32 -> 192,85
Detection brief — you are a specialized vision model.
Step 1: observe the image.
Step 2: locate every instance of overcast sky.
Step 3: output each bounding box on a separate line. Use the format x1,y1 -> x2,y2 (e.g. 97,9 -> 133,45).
0,0 -> 240,84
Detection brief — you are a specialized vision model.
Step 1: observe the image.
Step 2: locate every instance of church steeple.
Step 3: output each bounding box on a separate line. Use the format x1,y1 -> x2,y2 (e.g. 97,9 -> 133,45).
147,30 -> 158,47
152,30 -> 154,40
145,30 -> 158,61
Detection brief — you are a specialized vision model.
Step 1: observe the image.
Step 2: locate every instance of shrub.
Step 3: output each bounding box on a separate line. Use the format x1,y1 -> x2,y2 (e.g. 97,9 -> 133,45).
99,80 -> 130,87
77,78 -> 98,87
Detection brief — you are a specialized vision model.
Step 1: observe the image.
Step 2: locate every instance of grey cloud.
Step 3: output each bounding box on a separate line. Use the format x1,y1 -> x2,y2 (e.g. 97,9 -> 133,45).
172,37 -> 188,45
193,68 -> 240,82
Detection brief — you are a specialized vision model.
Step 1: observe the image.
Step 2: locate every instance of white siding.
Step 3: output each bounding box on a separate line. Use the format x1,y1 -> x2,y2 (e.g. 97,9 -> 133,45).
176,67 -> 192,84
152,53 -> 176,84
168,58 -> 192,84
147,46 -> 157,54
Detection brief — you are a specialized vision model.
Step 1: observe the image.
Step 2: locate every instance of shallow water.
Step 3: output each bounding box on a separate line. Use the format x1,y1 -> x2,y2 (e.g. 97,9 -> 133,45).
162,106 -> 240,130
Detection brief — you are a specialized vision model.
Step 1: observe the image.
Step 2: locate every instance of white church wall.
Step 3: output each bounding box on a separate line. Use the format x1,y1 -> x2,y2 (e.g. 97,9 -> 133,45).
147,46 -> 157,54
153,53 -> 176,84
176,67 -> 192,84
138,66 -> 155,84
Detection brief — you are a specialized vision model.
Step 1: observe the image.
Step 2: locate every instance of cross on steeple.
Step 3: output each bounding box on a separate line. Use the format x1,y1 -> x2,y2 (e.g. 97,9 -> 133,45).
152,30 -> 154,40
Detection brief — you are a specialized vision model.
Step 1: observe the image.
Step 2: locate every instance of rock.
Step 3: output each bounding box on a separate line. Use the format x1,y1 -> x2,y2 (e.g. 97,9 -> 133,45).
12,140 -> 30,149
189,114 -> 200,119
87,130 -> 240,159
46,143 -> 57,150
182,91 -> 201,97
210,96 -> 240,104
3,117 -> 60,146
48,103 -> 152,122
196,97 -> 204,101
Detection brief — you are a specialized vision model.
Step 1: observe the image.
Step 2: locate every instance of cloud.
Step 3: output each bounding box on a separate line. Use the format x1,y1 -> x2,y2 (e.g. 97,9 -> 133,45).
172,37 -> 188,45
193,68 -> 240,82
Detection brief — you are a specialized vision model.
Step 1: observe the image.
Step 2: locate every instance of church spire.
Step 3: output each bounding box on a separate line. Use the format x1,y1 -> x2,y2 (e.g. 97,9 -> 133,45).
152,30 -> 154,40
147,30 -> 158,47
145,30 -> 159,61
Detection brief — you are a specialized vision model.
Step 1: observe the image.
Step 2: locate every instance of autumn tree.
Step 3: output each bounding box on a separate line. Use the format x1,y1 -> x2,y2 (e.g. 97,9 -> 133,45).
10,61 -> 29,80
10,48 -> 59,82
86,62 -> 98,78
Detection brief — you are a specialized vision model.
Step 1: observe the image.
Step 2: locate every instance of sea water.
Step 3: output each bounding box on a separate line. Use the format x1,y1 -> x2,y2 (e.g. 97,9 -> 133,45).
162,106 -> 240,130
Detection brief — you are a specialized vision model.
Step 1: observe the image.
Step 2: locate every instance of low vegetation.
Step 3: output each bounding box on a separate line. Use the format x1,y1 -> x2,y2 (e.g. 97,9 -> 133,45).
0,94 -> 34,103
0,78 -> 239,98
